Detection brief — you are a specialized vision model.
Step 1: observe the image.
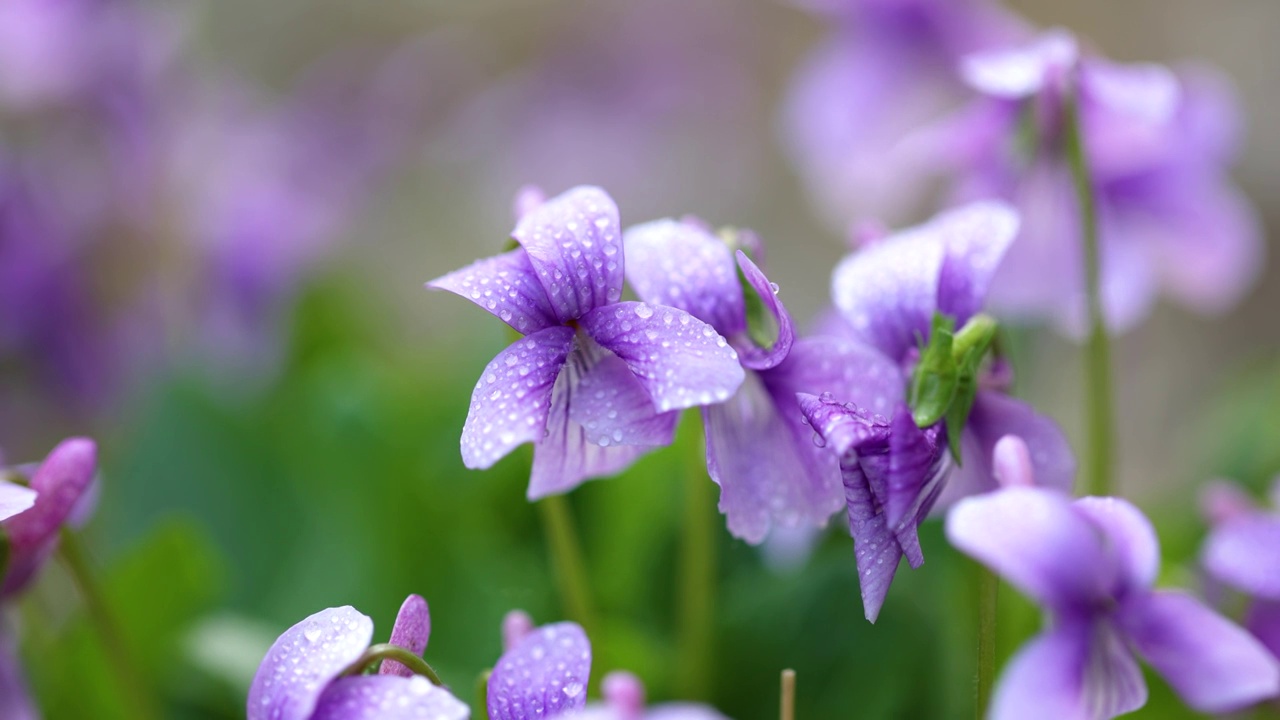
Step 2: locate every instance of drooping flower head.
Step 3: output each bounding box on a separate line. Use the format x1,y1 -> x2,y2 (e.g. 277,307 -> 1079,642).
948,478 -> 1280,718
1,437 -> 97,598
935,29 -> 1262,335
1200,476 -> 1280,660
429,187 -> 744,498
248,595 -> 468,720
622,219 -> 899,543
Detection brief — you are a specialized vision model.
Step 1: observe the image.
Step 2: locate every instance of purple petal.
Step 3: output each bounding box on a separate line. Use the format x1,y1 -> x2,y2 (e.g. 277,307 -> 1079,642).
1072,496 -> 1160,598
937,392 -> 1075,510
840,454 -> 902,624
247,606 -> 375,720
512,186 -> 624,323
644,705 -> 731,720
733,251 -> 795,371
312,675 -> 470,720
2,437 -> 96,596
580,302 -> 744,413
1120,590 -> 1280,713
427,249 -> 559,335
934,201 -> 1020,324
1246,599 -> 1280,661
795,392 -> 891,459
487,622 -> 591,720
992,435 -> 1034,488
1082,58 -> 1180,128
380,594 -> 430,678
622,219 -> 744,336
703,374 -> 842,545
1199,479 -> 1257,525
503,610 -> 534,652
883,408 -> 945,532
767,336 -> 903,419
989,620 -> 1146,720
960,29 -> 1078,99
528,343 -> 656,499
568,349 -> 679,448
1202,514 -> 1280,600
461,327 -> 574,471
0,482 -> 36,522
945,487 -> 1109,610
0,632 -> 38,720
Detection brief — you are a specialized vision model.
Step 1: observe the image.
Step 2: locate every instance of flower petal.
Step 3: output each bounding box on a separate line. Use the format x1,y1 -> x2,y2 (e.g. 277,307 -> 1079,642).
2,437 -> 96,596
380,594 -> 431,678
461,327 -> 574,471
568,348 -> 679,448
622,219 -> 744,336
1202,514 -> 1280,600
427,249 -> 559,335
0,632 -> 38,720
840,454 -> 902,624
989,619 -> 1147,720
883,408 -> 946,533
512,186 -> 624,323
312,675 -> 470,720
934,201 -> 1019,324
1246,598 -> 1280,661
0,482 -> 36,522
733,250 -> 795,371
703,373 -> 840,545
247,606 -> 375,720
768,336 -> 903,420
945,487 -> 1109,610
580,302 -> 744,413
1072,496 -> 1160,597
960,29 -> 1078,99
644,705 -> 732,720
795,392 -> 891,459
1120,590 -> 1280,713
487,622 -> 591,720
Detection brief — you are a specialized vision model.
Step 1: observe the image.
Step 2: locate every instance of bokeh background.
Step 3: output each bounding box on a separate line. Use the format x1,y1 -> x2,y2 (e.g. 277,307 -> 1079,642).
3,1 -> 1279,718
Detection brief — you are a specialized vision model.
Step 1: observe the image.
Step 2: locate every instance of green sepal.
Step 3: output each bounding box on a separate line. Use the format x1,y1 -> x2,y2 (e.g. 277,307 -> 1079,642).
943,314 -> 999,464
909,312 -> 958,427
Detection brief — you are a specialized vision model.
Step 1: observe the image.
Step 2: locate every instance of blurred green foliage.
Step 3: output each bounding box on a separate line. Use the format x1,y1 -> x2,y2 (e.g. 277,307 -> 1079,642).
13,277 -> 1278,719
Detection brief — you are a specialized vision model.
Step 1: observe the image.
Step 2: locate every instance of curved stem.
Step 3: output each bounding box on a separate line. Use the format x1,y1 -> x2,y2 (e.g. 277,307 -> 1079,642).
58,529 -> 160,720
975,564 -> 999,719
537,494 -> 597,636
1065,83 -> 1116,498
339,643 -> 444,686
676,411 -> 715,701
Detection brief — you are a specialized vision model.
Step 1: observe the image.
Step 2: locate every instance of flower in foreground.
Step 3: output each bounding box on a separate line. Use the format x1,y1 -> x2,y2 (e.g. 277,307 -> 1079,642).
934,29 -> 1262,335
623,219 -> 900,543
948,486 -> 1280,718
1200,476 -> 1280,659
248,594 -> 468,720
429,186 -> 744,498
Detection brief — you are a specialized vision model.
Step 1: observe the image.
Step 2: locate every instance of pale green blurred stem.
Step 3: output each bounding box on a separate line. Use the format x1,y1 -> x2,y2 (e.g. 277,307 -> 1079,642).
1065,83 -> 1116,498
59,529 -> 160,720
537,494 -> 597,636
975,564 -> 999,719
476,669 -> 492,720
676,411 -> 715,701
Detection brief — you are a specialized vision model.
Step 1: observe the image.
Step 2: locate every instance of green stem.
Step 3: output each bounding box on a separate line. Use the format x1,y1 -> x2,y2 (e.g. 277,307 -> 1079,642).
676,412 -> 715,701
339,644 -> 445,685
58,529 -> 160,720
476,669 -> 492,720
975,564 -> 999,719
1065,83 -> 1116,498
537,494 -> 597,635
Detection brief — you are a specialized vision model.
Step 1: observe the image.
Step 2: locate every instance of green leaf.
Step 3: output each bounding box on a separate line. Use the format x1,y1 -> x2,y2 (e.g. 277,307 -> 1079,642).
909,313 -> 958,427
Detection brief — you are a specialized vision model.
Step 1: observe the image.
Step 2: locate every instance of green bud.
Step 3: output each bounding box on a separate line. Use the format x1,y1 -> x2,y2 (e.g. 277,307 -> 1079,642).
943,314 -> 1000,464
909,313 -> 958,427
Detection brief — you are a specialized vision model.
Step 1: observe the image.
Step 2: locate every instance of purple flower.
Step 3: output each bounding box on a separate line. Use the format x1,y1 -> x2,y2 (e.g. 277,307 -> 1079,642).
562,671 -> 729,720
428,187 -> 744,498
948,487 -> 1280,718
0,628 -> 38,720
1200,477 -> 1280,660
248,594 -> 468,720
1,437 -> 97,598
936,29 -> 1262,334
623,218 -> 902,543
781,0 -> 1027,230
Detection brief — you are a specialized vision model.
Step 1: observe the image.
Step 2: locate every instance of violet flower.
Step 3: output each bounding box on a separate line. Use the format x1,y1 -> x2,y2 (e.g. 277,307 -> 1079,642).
1,437 -> 97,598
948,486 -> 1280,718
428,187 -> 744,498
248,594 -> 468,720
1200,477 -> 1280,660
781,0 -> 1028,230
623,219 -> 900,543
934,29 -> 1262,334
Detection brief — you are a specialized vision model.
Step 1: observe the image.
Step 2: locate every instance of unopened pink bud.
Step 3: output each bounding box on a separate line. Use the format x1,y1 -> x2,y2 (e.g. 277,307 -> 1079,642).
501,609 -> 534,652
602,671 -> 646,719
993,435 -> 1035,488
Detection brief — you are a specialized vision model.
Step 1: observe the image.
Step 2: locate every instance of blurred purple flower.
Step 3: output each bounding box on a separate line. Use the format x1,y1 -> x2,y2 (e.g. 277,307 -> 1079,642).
563,671 -> 729,720
1200,477 -> 1280,660
429,187 -> 744,499
1,437 -> 97,598
248,595 -> 468,720
0,629 -> 38,720
623,219 -> 899,543
828,202 -> 1075,506
781,0 -> 1027,229
933,29 -> 1263,335
948,488 -> 1280,718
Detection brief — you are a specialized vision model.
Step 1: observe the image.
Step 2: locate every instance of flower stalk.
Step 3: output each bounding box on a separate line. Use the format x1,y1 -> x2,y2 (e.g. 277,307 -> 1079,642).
1065,80 -> 1116,498
975,563 -> 999,719
537,494 -> 597,637
780,668 -> 796,720
338,644 -> 444,686
676,411 -> 716,701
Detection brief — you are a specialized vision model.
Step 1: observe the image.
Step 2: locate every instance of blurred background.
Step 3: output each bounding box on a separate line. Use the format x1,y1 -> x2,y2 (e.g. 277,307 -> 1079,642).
2,0 -> 1279,718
